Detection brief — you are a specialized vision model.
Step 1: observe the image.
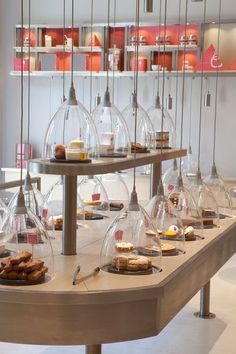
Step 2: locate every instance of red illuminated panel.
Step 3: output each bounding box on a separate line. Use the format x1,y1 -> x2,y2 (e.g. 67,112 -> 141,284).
178,51 -> 198,71
153,52 -> 172,71
87,53 -> 102,72
195,44 -> 224,71
41,28 -> 79,47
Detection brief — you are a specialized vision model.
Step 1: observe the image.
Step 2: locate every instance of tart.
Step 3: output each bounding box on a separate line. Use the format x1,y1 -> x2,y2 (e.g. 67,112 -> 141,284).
161,243 -> 177,254
115,242 -> 134,253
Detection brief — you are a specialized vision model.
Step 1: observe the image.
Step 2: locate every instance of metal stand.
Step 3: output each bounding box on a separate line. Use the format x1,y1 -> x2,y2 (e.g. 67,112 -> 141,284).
150,162 -> 161,198
86,344 -> 102,354
194,281 -> 216,319
62,175 -> 77,255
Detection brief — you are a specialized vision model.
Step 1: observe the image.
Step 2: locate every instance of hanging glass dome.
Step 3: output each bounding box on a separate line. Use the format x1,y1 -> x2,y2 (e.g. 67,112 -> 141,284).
147,94 -> 176,149
42,84 -> 99,160
204,164 -> 232,217
168,176 -> 204,240
98,173 -> 129,211
163,159 -> 190,196
0,198 -> 7,226
0,189 -> 54,284
189,171 -> 220,228
8,172 -> 44,218
122,92 -> 155,151
92,88 -> 130,157
146,181 -> 185,255
182,146 -> 198,183
100,189 -> 162,274
77,175 -> 110,221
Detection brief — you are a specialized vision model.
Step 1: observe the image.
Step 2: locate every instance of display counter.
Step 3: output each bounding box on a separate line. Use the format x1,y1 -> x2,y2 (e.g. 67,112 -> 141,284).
0,215 -> 235,350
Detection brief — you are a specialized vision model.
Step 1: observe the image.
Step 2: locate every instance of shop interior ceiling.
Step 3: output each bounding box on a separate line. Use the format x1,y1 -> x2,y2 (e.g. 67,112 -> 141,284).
23,0 -> 236,25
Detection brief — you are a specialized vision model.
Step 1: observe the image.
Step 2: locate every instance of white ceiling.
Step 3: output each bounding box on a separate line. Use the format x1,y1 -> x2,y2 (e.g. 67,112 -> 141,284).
27,0 -> 236,25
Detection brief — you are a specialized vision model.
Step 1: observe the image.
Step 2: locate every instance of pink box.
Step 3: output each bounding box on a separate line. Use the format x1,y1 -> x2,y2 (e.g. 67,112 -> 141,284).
14,58 -> 29,71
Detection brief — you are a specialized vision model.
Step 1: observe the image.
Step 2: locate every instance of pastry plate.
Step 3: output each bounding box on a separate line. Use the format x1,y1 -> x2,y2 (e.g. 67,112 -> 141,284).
185,234 -> 204,241
0,274 -> 48,286
99,153 -> 127,158
136,247 -> 160,257
104,264 -> 160,275
131,149 -> 150,154
50,158 -> 92,163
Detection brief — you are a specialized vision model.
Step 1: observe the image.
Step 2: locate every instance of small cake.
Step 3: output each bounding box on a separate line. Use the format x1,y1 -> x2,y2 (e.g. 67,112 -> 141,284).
112,255 -> 128,270
115,242 -> 134,253
168,225 -> 180,234
69,139 -> 84,149
83,199 -> 101,206
184,226 -> 195,239
161,243 -> 177,254
54,144 -> 66,159
202,209 -> 216,218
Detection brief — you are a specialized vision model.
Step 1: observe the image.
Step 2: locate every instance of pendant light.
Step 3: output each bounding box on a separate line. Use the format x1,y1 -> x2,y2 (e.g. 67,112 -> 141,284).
100,0 -> 162,275
203,0 -> 232,216
9,0 -> 44,217
0,0 -> 53,283
147,0 -> 176,151
42,0 -> 99,160
146,0 -> 185,255
182,76 -> 197,180
167,0 -> 203,239
204,76 -> 211,107
189,0 -> 219,229
162,0 -> 185,194
92,0 -> 130,157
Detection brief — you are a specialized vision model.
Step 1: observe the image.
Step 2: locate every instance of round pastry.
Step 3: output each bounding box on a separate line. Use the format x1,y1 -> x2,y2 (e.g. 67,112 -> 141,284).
184,226 -> 195,239
161,243 -> 177,254
70,139 -> 84,149
112,255 -> 128,270
54,144 -> 66,159
115,242 -> 134,253
127,255 -> 151,271
164,230 -> 177,238
168,225 -> 180,234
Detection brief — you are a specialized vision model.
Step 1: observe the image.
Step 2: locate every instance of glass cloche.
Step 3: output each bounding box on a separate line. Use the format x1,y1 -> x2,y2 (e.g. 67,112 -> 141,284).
0,188 -> 54,283
122,92 -> 155,151
146,181 -> 185,256
77,175 -> 110,221
42,84 -> 99,160
0,198 -> 7,226
147,94 -> 176,149
204,164 -> 232,217
189,171 -> 220,228
168,175 -> 204,240
100,188 -> 162,274
98,173 -> 129,211
92,88 -> 130,157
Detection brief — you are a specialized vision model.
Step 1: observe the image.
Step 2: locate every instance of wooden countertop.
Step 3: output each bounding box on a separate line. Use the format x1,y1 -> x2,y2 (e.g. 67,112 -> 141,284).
0,215 -> 235,345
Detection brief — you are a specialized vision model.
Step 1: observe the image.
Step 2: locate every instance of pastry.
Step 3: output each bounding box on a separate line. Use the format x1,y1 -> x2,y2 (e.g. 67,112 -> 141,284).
202,209 -> 216,217
168,225 -> 180,234
161,243 -> 177,254
69,139 -> 84,149
112,255 -> 152,272
131,142 -> 148,153
18,272 -> 28,280
83,199 -> 101,206
203,219 -> 214,227
25,259 -> 44,273
27,266 -> 48,281
115,242 -> 134,253
112,255 -> 128,270
54,144 -> 66,159
10,251 -> 32,265
164,230 -> 177,238
145,229 -> 157,236
184,226 -> 195,239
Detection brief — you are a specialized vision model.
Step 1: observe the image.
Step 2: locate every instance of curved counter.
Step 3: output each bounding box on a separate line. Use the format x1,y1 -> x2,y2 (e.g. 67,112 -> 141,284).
0,216 -> 235,346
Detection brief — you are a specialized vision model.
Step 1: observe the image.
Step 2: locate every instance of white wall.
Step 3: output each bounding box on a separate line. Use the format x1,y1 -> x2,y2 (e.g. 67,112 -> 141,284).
0,0 -> 236,178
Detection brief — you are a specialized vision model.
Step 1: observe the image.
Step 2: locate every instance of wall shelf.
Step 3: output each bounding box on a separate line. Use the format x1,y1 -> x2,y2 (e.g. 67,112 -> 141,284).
14,46 -> 103,53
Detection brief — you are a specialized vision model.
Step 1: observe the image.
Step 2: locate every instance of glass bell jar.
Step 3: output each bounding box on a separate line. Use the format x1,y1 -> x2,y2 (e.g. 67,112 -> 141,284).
0,198 -> 7,226
168,175 -> 203,240
189,171 -> 220,228
0,189 -> 54,284
77,175 -> 110,221
182,146 -> 198,184
146,181 -> 185,256
42,84 -> 99,160
147,94 -> 176,149
100,189 -> 162,275
92,88 -> 130,157
98,173 -> 129,211
122,92 -> 155,152
8,172 -> 44,218
204,164 -> 232,217
163,159 -> 190,196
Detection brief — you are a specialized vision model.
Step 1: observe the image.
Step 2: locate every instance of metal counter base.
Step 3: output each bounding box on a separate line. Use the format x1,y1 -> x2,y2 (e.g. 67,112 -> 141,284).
0,216 -> 235,353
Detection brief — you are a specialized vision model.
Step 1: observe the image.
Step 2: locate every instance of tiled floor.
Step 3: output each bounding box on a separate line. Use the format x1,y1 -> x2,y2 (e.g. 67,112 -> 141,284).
0,253 -> 235,354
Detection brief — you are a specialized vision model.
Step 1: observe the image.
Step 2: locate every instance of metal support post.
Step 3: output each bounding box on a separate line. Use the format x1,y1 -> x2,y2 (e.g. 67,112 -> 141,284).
194,281 -> 216,319
62,175 -> 77,255
150,162 -> 161,198
86,344 -> 102,354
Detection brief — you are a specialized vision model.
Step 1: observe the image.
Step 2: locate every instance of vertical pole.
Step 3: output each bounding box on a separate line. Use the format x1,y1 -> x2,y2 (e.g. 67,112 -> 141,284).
194,281 -> 216,319
150,162 -> 161,198
62,175 -> 77,255
86,344 -> 102,354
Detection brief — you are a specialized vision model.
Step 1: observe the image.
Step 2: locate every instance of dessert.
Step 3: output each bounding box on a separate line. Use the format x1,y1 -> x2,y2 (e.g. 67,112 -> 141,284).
202,209 -> 216,218
161,243 -> 177,254
184,226 -> 195,239
115,242 -> 134,253
69,139 -> 84,149
0,251 -> 48,282
145,229 -> 157,236
65,148 -> 89,161
54,144 -> 66,159
54,216 -> 63,231
112,254 -> 152,272
131,142 -> 149,153
83,199 -> 101,206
